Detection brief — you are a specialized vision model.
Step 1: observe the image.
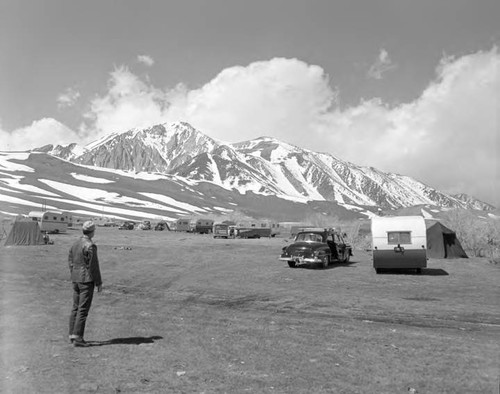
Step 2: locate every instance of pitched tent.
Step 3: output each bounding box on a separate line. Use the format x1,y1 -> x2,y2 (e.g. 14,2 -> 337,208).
4,221 -> 45,246
426,221 -> 468,258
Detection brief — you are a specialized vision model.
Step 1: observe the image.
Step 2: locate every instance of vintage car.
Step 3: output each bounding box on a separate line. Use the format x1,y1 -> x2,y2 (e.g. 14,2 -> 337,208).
103,221 -> 119,227
118,221 -> 135,230
279,228 -> 353,268
137,220 -> 152,230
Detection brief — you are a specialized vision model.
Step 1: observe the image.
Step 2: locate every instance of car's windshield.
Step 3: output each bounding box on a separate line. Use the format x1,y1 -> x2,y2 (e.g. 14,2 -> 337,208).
295,233 -> 323,242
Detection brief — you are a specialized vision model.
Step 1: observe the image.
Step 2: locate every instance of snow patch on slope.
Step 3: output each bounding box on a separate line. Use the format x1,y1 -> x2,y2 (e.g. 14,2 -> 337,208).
71,173 -> 115,184
0,176 -> 60,196
139,192 -> 208,213
0,152 -> 35,172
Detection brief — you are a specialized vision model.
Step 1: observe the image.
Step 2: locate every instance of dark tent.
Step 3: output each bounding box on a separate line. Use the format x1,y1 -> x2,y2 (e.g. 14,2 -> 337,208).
4,221 -> 45,246
426,221 -> 468,258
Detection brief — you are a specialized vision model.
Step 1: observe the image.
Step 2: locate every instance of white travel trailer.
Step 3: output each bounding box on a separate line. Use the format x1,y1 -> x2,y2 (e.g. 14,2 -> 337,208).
29,210 -> 69,234
371,215 -> 427,274
175,218 -> 196,232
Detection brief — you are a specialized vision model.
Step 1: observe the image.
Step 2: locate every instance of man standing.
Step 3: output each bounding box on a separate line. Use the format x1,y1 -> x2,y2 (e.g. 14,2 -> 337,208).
68,221 -> 102,347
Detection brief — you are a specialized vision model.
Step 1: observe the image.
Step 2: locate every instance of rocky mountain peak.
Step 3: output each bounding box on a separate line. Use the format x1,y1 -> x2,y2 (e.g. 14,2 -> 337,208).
43,121 -> 494,211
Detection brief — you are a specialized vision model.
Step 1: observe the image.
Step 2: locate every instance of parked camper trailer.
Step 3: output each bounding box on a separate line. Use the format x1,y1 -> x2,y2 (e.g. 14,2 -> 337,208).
28,210 -> 69,234
237,227 -> 272,239
371,216 -> 427,274
195,218 -> 214,234
175,218 -> 196,232
269,222 -> 281,237
234,221 -> 278,238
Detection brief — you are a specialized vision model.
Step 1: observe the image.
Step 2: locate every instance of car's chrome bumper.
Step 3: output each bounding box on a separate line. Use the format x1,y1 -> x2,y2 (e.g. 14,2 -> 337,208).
278,256 -> 321,263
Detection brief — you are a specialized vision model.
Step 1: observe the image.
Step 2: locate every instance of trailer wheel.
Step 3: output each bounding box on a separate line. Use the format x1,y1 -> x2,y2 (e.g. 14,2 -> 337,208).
375,268 -> 382,274
416,268 -> 422,275
288,261 -> 296,268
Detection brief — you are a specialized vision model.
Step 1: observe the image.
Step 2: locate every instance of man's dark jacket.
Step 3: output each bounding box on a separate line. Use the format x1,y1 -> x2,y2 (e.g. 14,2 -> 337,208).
68,235 -> 102,285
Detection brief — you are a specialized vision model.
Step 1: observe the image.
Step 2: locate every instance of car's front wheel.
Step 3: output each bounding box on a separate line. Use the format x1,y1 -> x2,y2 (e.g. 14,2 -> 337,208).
288,261 -> 296,268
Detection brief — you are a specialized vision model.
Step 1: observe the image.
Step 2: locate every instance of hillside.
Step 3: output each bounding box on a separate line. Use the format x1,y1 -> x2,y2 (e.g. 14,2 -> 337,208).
0,151 -> 369,223
0,121 -> 494,223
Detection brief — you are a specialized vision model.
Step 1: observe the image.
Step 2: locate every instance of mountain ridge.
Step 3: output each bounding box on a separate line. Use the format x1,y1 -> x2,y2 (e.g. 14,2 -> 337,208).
38,121 -> 493,212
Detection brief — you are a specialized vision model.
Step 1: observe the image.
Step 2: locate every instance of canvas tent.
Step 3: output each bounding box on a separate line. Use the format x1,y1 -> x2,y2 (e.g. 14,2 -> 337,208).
4,221 -> 45,246
426,221 -> 468,258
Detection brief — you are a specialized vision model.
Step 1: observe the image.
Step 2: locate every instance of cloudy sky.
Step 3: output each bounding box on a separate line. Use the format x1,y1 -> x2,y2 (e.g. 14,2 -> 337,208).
1,0 -> 499,206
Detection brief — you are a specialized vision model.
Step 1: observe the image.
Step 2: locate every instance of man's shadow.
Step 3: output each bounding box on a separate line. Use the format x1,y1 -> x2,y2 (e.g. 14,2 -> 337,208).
89,336 -> 163,346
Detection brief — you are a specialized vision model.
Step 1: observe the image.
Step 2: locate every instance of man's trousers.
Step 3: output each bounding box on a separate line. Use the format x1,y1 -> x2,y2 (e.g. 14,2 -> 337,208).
69,282 -> 95,338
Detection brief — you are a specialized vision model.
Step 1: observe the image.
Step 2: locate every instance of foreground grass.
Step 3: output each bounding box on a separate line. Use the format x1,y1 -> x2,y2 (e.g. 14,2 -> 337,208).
1,228 -> 499,393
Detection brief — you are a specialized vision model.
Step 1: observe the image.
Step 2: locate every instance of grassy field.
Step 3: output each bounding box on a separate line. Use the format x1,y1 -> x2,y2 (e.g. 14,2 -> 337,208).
1,227 -> 499,393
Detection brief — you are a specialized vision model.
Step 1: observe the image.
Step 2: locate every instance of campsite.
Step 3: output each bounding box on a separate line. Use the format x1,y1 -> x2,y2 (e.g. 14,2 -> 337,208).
1,225 -> 498,393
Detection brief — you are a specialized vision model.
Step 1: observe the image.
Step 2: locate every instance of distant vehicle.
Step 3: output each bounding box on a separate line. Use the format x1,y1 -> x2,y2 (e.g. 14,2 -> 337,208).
371,216 -> 427,274
237,227 -> 272,239
213,222 -> 236,238
279,228 -> 352,268
195,218 -> 214,234
28,210 -> 69,234
138,220 -> 152,230
175,218 -> 196,232
103,221 -> 119,227
118,221 -> 135,230
94,217 -> 117,227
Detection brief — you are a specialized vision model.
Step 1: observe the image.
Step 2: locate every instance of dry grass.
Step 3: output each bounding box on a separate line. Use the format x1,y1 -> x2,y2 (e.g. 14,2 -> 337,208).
1,228 -> 499,393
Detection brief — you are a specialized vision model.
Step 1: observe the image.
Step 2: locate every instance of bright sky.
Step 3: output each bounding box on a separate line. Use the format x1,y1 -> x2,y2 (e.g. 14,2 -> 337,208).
0,0 -> 499,206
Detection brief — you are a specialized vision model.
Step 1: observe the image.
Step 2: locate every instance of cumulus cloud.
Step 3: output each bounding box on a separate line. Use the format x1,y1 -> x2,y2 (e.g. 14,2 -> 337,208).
367,48 -> 398,80
80,50 -> 498,206
323,48 -> 499,206
0,118 -> 81,151
137,54 -> 155,67
81,66 -> 169,139
182,58 -> 336,144
82,58 -> 336,146
57,87 -> 81,109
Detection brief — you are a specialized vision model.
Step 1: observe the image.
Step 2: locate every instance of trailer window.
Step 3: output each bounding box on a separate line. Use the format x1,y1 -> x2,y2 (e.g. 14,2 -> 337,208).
387,231 -> 411,244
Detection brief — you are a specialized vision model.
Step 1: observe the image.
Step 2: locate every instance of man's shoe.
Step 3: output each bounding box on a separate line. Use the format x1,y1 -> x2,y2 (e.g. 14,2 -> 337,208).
69,335 -> 77,344
73,338 -> 90,347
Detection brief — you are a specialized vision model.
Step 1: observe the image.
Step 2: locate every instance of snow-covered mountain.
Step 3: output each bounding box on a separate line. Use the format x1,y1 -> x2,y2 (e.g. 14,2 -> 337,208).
42,122 -> 493,211
78,122 -> 218,173
0,151 -> 372,222
34,142 -> 85,161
